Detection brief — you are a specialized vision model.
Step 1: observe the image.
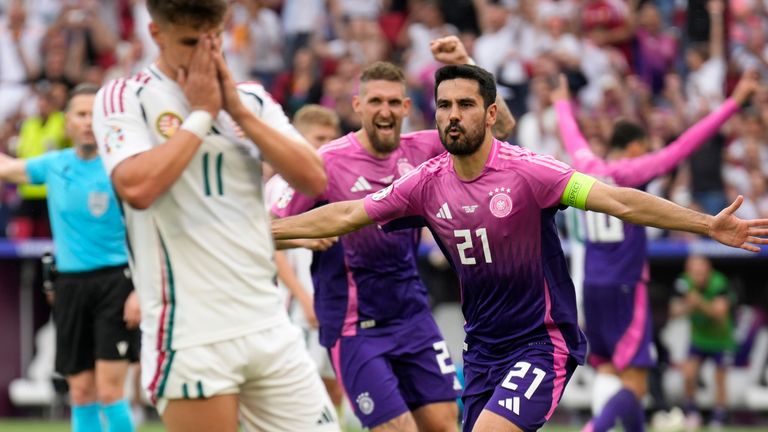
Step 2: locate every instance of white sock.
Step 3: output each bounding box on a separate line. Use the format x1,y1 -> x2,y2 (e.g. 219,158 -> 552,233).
592,372 -> 623,416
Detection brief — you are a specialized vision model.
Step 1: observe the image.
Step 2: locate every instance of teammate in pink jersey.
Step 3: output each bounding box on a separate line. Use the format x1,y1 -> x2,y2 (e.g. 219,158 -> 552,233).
272,37 -> 514,431
271,64 -> 768,432
551,73 -> 759,432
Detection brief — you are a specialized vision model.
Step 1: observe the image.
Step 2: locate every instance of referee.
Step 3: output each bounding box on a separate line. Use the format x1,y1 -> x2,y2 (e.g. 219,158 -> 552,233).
0,84 -> 139,432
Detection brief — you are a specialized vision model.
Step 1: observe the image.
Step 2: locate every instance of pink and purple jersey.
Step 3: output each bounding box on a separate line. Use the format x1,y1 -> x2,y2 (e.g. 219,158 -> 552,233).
555,99 -> 739,286
272,130 -> 444,347
364,139 -> 587,365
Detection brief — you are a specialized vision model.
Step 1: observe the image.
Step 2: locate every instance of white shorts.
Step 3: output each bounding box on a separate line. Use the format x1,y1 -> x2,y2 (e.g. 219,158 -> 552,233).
142,322 -> 339,431
301,327 -> 336,379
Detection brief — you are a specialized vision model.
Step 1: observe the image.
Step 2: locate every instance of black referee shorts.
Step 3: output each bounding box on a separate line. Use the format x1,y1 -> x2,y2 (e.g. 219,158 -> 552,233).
53,265 -> 140,376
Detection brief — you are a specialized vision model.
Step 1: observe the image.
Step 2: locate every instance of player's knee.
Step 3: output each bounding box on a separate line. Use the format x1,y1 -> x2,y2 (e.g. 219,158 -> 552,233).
96,384 -> 126,405
68,383 -> 97,405
372,412 -> 418,432
414,402 -> 459,432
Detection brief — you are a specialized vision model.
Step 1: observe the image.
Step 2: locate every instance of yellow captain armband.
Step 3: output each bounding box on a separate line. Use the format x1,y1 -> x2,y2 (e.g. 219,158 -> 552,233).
560,172 -> 596,210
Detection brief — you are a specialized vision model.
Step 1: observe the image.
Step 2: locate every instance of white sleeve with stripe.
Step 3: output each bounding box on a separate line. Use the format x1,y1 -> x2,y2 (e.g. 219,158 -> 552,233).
237,82 -> 305,142
94,79 -> 155,175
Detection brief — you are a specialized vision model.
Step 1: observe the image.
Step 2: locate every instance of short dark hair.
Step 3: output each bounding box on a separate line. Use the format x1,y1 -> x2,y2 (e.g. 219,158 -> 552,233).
147,0 -> 227,28
360,61 -> 406,85
434,64 -> 496,108
610,119 -> 647,149
65,83 -> 99,111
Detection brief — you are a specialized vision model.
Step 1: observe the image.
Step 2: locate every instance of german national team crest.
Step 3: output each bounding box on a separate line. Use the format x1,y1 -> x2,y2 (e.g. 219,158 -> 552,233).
88,191 -> 110,217
103,126 -> 125,154
356,392 -> 375,415
488,187 -> 513,218
397,158 -> 414,176
156,112 -> 183,138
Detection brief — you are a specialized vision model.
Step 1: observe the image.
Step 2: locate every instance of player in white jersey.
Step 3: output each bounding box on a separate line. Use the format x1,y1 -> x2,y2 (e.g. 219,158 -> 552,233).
92,1 -> 339,431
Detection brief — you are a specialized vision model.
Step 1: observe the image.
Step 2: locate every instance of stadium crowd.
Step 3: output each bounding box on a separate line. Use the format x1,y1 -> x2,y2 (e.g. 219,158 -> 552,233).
2,0 -> 768,431
2,0 -> 768,235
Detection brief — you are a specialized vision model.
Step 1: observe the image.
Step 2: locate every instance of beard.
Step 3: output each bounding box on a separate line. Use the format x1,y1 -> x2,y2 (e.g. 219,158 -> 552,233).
365,125 -> 400,154
439,119 -> 486,156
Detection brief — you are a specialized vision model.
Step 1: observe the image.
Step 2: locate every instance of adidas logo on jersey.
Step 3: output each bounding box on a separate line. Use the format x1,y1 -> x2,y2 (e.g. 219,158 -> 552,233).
315,406 -> 336,426
436,203 -> 452,220
350,176 -> 372,192
498,397 -> 520,415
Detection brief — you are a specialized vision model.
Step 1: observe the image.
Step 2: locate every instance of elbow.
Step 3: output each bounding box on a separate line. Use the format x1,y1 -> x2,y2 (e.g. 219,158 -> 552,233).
114,182 -> 157,210
294,166 -> 328,198
121,188 -> 156,210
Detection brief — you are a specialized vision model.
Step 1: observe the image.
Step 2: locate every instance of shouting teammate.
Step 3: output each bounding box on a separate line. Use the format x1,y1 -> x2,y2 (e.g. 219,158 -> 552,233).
272,36 -> 513,432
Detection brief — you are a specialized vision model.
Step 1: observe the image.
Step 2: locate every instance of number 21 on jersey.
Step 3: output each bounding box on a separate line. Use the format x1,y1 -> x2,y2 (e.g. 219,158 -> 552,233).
454,228 -> 492,265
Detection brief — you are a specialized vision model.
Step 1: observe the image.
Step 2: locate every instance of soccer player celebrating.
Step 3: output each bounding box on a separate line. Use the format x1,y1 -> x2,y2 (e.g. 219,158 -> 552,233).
93,1 -> 339,431
272,64 -> 768,432
272,61 -> 463,432
272,36 -> 514,432
550,72 -> 758,432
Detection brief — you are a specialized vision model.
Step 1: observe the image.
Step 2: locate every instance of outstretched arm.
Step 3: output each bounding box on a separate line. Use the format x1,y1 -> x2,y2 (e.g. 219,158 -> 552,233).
272,200 -> 374,240
0,153 -> 29,184
585,180 -> 768,252
553,72 -> 757,187
552,90 -> 610,175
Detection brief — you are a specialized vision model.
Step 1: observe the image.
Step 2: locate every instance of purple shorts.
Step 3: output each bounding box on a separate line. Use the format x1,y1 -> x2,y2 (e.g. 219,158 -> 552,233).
462,347 -> 578,432
583,281 -> 656,370
329,316 -> 460,428
689,346 -> 731,367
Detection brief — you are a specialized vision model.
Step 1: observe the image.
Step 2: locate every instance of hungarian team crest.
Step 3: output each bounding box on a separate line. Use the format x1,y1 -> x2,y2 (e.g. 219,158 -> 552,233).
156,112 -> 183,138
488,187 -> 513,218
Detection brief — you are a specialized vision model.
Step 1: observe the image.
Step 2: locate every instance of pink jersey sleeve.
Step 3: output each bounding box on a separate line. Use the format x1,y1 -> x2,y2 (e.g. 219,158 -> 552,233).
555,98 -> 739,187
363,163 -> 425,225
271,156 -> 328,217
515,150 -> 576,208
554,100 -> 610,175
404,129 -> 445,159
271,185 -> 322,218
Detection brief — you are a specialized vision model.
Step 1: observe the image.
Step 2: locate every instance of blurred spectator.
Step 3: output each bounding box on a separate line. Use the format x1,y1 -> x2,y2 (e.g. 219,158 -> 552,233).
8,83 -> 69,239
48,0 -> 119,82
240,0 -> 284,89
634,2 -> 679,96
579,0 -> 635,65
0,0 -> 45,123
516,75 -> 564,158
281,0 -> 327,68
685,0 -> 727,119
673,255 -> 736,430
472,0 -> 538,118
687,132 -> 729,215
401,0 -> 457,86
271,48 -> 324,117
